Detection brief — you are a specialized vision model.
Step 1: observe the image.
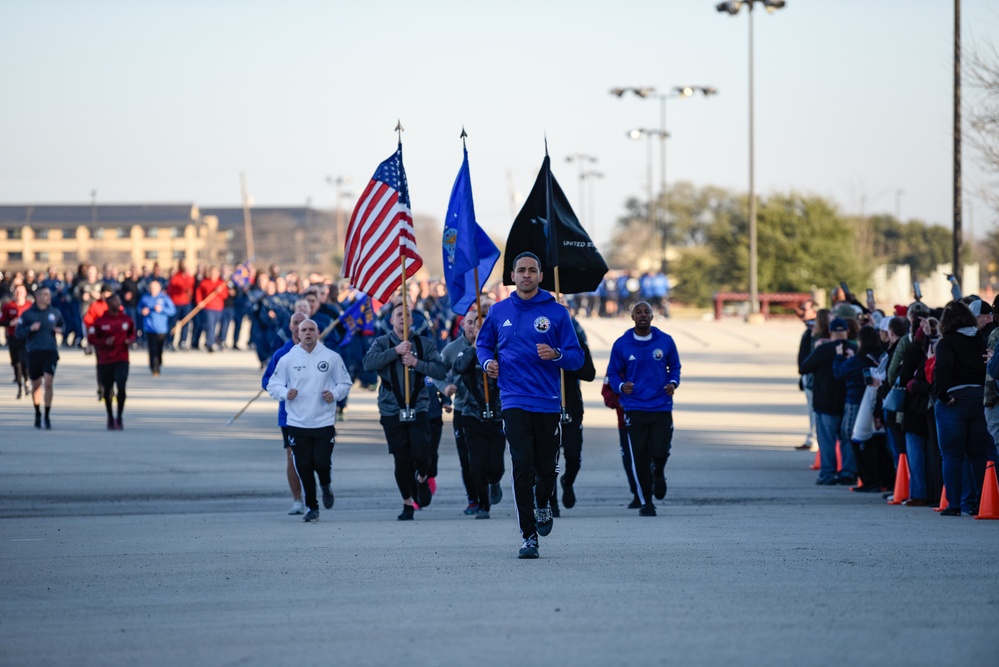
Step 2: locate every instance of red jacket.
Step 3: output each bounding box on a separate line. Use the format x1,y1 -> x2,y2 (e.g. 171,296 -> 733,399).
83,299 -> 108,328
0,299 -> 32,337
167,272 -> 195,306
87,309 -> 135,365
195,278 -> 226,311
601,379 -> 626,430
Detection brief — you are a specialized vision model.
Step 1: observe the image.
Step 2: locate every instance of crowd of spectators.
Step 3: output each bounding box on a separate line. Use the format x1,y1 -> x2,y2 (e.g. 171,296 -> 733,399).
797,286 -> 997,516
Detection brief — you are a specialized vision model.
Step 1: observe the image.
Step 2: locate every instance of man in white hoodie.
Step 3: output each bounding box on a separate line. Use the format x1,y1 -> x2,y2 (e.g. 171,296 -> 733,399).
267,318 -> 352,522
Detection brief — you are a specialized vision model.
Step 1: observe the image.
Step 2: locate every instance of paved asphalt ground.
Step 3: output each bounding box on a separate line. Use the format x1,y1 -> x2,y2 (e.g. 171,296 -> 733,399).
1,317 -> 996,666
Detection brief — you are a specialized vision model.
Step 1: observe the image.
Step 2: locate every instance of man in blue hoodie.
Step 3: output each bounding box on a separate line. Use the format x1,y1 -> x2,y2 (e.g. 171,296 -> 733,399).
476,252 -> 584,559
605,301 -> 682,517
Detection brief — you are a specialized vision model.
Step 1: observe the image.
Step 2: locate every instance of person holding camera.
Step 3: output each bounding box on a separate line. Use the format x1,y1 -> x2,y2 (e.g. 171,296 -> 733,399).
801,317 -> 856,485
833,324 -> 881,487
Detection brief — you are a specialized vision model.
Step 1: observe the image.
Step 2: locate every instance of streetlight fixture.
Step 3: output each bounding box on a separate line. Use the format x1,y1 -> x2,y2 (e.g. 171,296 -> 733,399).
716,0 -> 786,318
564,153 -> 598,227
612,85 -> 717,272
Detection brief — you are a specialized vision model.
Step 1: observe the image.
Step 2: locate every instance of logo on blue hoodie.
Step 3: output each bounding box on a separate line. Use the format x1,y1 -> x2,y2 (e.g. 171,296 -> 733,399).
533,316 -> 551,333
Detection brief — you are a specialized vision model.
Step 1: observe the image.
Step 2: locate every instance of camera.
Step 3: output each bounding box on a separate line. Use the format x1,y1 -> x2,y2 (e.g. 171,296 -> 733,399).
863,367 -> 873,386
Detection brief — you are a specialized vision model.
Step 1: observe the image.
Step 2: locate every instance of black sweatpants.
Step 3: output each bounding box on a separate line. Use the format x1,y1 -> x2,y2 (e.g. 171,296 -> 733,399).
428,415 -> 443,478
147,333 -> 166,373
552,411 -> 583,506
287,424 -> 336,511
625,410 -> 673,506
453,413 -> 476,503
618,425 -> 639,498
464,416 -> 506,511
502,408 -> 561,539
97,361 -> 128,418
380,413 -> 431,501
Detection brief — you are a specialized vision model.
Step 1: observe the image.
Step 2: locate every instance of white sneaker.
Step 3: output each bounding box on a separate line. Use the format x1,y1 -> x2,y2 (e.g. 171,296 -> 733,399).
288,500 -> 304,515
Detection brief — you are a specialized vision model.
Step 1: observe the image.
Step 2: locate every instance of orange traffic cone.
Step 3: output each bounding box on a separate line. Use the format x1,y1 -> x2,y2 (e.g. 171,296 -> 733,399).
974,462 -> 999,520
933,486 -> 948,512
888,453 -> 909,505
836,441 -> 843,472
810,450 -> 820,470
850,476 -> 865,492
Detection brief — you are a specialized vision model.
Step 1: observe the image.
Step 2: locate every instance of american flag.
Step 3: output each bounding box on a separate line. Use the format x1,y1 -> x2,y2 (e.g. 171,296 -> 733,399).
342,143 -> 423,303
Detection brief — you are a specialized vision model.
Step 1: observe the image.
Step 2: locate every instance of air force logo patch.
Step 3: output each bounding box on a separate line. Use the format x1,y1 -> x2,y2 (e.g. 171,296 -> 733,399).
653,349 -> 663,361
533,316 -> 551,333
317,360 -> 330,372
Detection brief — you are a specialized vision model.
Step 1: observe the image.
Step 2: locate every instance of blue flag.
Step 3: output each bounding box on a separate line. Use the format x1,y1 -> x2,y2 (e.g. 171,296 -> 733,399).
442,147 -> 500,316
231,259 -> 253,288
337,294 -> 374,348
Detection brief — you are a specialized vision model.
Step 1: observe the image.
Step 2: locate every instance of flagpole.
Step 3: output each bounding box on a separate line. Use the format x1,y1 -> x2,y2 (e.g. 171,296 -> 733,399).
473,267 -> 494,419
225,388 -> 265,427
400,252 -> 414,420
544,143 -> 570,424
169,282 -> 227,335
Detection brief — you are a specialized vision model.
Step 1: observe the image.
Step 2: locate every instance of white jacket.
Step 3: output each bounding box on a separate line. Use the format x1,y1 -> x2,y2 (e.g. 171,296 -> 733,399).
267,344 -> 352,428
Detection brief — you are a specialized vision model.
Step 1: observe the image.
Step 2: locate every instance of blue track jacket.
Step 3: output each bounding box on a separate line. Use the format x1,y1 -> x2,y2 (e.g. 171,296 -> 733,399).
606,327 -> 681,412
475,290 -> 583,413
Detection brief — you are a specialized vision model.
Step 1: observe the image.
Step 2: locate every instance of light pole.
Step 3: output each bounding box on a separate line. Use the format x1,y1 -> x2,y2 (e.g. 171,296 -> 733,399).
581,170 -> 604,239
628,128 -> 667,267
326,175 -> 351,255
565,153 -> 597,227
716,0 -> 785,317
611,85 -> 717,272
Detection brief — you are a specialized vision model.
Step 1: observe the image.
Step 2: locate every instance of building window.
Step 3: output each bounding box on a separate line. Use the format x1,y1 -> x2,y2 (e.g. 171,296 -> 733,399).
172,250 -> 185,260
35,251 -> 49,262
8,251 -> 23,263
169,227 -> 181,238
35,229 -> 49,240
63,251 -> 77,263
6,228 -> 22,240
115,227 -> 128,239
145,227 -> 159,238
92,228 -> 105,239
145,251 -> 159,260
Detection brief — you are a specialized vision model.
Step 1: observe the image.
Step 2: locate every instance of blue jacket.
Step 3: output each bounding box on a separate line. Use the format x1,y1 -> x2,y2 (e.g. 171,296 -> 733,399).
606,327 -> 681,412
138,293 -> 176,334
832,347 -> 872,405
262,339 -> 295,427
475,290 -> 583,413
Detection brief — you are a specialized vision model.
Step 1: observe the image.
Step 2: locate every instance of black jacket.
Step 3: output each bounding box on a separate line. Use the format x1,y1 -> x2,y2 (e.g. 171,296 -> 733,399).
800,340 -> 846,416
932,329 -> 987,403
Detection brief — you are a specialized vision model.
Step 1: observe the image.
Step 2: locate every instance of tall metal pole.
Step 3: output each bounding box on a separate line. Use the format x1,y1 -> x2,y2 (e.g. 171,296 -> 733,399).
659,96 -> 669,273
953,0 -> 962,285
240,172 -> 255,261
646,133 -> 654,247
747,3 -> 759,315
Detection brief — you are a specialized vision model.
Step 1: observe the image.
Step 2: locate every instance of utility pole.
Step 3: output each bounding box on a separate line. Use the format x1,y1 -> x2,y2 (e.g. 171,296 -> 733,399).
240,172 -> 255,261
953,0 -> 963,285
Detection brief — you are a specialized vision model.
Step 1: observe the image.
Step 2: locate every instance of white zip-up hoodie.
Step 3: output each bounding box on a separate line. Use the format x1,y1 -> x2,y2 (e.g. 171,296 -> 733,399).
267,344 -> 352,428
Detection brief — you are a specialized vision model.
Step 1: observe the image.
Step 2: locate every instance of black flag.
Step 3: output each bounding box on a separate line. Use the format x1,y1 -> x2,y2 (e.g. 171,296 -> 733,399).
504,154 -> 608,294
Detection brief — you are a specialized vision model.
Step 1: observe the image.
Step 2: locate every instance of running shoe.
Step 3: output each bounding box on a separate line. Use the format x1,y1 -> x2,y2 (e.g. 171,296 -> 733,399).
427,477 -> 437,495
653,474 -> 667,500
321,484 -> 334,510
43,416 -> 51,430
34,413 -> 41,429
115,416 -> 123,430
416,475 -> 432,507
640,503 -> 657,517
489,482 -> 503,505
463,502 -> 479,515
535,505 -> 553,536
627,496 -> 642,509
398,504 -> 415,521
560,478 -> 575,509
107,416 -> 115,431
303,509 -> 319,522
16,385 -> 22,399
518,534 -> 539,559
475,509 -> 490,520
288,500 -> 304,515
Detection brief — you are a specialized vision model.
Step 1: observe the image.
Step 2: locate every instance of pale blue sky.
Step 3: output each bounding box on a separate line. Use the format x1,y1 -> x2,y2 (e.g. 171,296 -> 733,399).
1,0 -> 996,248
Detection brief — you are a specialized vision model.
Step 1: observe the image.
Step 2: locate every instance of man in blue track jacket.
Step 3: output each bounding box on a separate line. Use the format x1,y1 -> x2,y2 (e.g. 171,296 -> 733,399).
476,252 -> 584,559
605,301 -> 682,517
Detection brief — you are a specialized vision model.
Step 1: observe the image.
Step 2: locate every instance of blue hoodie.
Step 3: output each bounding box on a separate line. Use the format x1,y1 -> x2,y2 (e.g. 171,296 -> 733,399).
606,327 -> 681,412
475,289 -> 583,413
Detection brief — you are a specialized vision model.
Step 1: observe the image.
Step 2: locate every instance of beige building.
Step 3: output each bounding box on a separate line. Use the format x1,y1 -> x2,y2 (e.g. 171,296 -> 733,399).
0,205 -> 219,270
